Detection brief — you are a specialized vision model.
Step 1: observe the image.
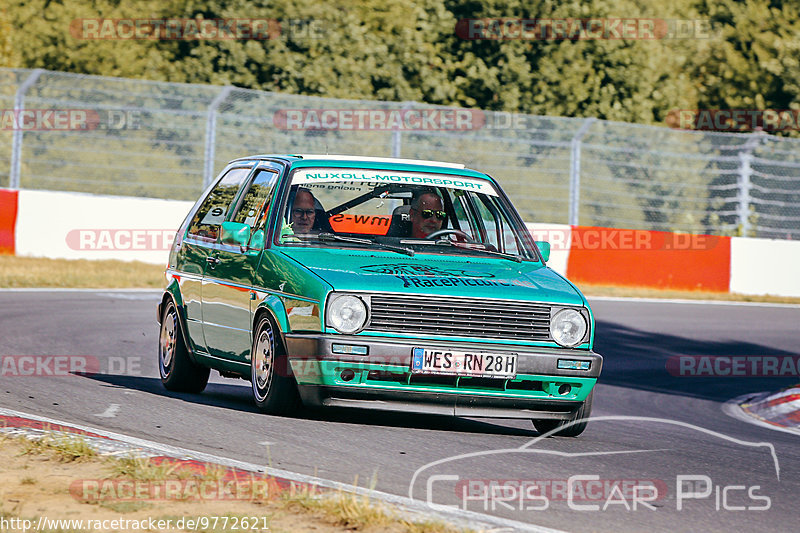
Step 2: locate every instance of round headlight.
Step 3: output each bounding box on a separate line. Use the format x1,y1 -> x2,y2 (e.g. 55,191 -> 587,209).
327,295 -> 368,334
550,308 -> 587,347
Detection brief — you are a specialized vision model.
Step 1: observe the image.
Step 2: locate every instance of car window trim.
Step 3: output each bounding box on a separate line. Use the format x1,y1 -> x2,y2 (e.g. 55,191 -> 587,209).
226,167 -> 268,226
184,164 -> 255,242
228,168 -> 280,228
475,194 -> 506,252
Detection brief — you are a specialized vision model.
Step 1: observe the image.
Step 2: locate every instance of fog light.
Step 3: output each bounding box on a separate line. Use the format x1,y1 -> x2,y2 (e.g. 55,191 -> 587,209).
340,369 -> 356,381
558,384 -> 572,395
557,359 -> 591,371
332,344 -> 368,355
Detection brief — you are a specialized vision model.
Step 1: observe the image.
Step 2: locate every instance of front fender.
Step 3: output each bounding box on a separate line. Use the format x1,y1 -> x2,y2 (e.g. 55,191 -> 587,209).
254,293 -> 290,334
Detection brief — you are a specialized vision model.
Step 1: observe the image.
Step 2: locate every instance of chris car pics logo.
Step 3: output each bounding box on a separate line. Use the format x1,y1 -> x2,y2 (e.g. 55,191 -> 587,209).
409,416 -> 777,513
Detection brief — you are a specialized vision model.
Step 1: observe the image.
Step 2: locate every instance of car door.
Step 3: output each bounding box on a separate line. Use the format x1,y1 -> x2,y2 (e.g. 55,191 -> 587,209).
178,165 -> 252,354
201,164 -> 282,364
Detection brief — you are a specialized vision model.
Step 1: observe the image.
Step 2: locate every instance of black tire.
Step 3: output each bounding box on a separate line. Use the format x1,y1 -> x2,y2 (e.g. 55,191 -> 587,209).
533,389 -> 594,437
159,300 -> 210,393
251,314 -> 301,415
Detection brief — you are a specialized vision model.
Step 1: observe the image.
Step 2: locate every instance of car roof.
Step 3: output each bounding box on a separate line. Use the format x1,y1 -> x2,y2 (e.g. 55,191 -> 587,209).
229,154 -> 498,180
231,154 -> 465,169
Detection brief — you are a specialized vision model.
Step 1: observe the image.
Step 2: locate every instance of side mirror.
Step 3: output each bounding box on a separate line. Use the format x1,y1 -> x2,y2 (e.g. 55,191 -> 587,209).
220,221 -> 252,250
535,240 -> 551,262
249,229 -> 265,252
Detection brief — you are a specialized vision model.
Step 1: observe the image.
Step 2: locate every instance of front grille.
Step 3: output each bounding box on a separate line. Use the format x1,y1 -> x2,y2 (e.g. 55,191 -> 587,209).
368,294 -> 551,342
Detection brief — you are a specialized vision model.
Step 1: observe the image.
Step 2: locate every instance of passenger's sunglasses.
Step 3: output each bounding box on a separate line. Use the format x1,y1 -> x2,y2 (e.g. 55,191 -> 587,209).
292,208 -> 315,218
419,209 -> 446,221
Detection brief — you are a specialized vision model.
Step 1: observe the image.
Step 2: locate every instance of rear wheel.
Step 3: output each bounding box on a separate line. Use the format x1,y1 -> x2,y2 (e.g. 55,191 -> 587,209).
159,300 -> 209,393
251,314 -> 301,415
533,389 -> 594,437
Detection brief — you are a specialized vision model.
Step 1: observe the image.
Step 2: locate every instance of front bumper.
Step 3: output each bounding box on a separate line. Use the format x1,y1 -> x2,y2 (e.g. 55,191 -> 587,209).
285,334 -> 602,420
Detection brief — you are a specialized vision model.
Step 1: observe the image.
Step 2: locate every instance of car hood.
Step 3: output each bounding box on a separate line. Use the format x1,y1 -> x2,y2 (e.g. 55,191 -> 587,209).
279,247 -> 585,306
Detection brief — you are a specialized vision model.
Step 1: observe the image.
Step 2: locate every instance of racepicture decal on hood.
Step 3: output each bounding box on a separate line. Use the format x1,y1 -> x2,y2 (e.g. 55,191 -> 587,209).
360,263 -> 535,289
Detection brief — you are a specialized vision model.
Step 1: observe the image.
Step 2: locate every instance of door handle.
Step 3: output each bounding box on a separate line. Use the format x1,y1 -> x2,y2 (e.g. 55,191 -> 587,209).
206,256 -> 220,266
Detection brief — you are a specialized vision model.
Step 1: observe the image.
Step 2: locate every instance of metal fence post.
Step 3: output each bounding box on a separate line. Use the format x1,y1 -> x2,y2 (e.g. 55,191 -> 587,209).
736,133 -> 763,237
568,118 -> 596,226
203,86 -> 233,188
9,69 -> 44,189
737,151 -> 754,237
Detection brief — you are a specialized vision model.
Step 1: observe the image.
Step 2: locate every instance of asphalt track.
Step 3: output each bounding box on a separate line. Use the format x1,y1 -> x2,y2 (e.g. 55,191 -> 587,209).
1,290 -> 798,532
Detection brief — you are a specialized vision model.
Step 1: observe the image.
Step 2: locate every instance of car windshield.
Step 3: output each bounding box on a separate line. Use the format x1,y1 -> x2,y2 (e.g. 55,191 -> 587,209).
276,167 -> 538,261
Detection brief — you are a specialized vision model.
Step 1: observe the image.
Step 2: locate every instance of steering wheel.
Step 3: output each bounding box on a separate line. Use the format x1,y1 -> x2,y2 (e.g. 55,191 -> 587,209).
425,229 -> 479,243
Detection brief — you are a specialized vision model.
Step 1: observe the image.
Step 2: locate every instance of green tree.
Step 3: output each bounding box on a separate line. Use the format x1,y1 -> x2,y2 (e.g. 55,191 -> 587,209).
1,7 -> 20,67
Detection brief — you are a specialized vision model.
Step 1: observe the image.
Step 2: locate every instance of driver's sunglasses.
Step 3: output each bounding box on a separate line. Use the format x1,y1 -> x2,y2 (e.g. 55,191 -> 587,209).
419,209 -> 446,221
292,208 -> 315,218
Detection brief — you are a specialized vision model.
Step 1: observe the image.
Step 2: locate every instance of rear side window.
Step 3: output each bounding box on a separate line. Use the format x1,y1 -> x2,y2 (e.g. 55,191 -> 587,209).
187,167 -> 251,242
231,169 -> 280,228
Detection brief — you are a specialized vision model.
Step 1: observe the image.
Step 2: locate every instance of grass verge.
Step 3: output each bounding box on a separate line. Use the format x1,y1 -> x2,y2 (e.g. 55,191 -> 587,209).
1,430 -> 464,533
0,255 -> 164,288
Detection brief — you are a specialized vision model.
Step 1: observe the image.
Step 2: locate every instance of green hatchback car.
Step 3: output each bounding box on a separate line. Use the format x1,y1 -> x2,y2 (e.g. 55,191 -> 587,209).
157,155 -> 602,436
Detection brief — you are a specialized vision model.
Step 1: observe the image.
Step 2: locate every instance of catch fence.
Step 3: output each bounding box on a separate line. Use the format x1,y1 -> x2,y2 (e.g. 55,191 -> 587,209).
1,68 -> 798,239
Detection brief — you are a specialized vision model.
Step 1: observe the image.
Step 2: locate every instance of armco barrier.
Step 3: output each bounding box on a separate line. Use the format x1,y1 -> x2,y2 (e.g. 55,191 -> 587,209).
15,190 -> 193,265
566,226 -> 732,292
526,222 -> 571,277
2,188 -> 799,297
13,189 -> 192,265
0,189 -> 19,255
730,237 -> 800,297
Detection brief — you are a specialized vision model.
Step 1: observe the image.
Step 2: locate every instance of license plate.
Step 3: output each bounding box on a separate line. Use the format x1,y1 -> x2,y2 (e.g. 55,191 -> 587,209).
411,348 -> 517,378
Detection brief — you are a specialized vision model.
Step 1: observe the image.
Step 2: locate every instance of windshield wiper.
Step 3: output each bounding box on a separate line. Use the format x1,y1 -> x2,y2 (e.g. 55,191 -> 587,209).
406,238 -> 523,262
317,233 -> 414,256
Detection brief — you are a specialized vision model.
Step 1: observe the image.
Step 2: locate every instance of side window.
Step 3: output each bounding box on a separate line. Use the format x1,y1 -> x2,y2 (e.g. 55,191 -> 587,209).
475,196 -> 520,254
231,170 -> 279,228
473,198 -> 501,250
450,193 -> 480,241
187,167 -> 251,242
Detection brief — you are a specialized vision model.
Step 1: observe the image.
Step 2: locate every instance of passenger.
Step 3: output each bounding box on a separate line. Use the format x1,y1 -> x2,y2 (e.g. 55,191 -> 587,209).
409,191 -> 446,238
291,188 -> 317,233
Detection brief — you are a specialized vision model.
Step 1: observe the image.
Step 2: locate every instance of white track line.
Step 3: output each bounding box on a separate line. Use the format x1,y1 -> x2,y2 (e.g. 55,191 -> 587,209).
0,407 -> 564,533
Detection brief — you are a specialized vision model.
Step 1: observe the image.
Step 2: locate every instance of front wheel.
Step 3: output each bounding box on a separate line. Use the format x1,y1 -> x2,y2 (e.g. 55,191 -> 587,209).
533,389 -> 594,437
251,315 -> 301,415
159,300 -> 209,393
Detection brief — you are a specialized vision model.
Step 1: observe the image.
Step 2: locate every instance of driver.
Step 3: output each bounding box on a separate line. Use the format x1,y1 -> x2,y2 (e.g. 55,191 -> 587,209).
291,188 -> 317,233
409,191 -> 446,238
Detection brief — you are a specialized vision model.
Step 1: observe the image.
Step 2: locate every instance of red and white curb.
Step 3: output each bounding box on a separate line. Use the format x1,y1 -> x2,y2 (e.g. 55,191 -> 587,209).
723,388 -> 800,436
0,407 -> 561,533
